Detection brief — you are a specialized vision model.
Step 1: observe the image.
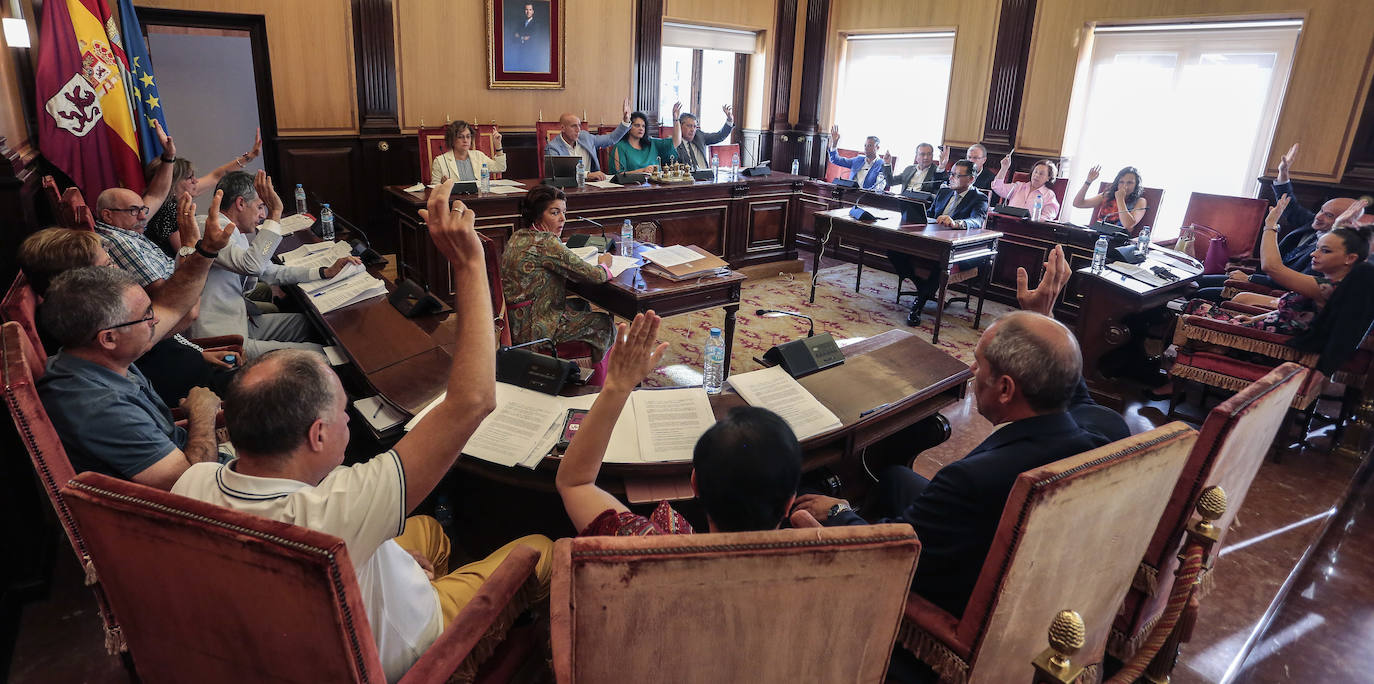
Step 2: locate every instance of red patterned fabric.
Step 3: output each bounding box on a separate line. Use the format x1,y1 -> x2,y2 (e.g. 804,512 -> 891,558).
581,500 -> 694,537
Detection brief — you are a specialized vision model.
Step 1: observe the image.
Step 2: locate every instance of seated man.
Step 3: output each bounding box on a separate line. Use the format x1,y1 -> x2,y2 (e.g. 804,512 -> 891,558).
887,160 -> 991,325
827,125 -> 889,190
543,98 -> 632,182
794,246 -> 1129,619
190,170 -> 356,358
887,142 -> 947,195
965,143 -> 1000,203
91,127 -> 179,293
18,223 -> 238,406
173,183 -> 554,682
556,311 -> 802,535
674,105 -> 735,171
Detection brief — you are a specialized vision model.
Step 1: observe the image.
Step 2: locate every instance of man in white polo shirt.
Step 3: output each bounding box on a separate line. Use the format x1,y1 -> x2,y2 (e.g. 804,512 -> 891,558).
173,182 -> 553,681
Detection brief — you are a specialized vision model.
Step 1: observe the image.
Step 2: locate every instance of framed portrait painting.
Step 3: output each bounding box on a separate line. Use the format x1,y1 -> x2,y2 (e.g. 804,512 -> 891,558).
487,0 -> 565,89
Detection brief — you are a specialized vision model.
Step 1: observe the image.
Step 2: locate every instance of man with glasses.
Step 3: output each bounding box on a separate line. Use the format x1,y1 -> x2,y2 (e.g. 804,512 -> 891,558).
964,143 -> 1000,204
95,187 -> 177,289
36,198 -> 237,489
887,160 -> 990,325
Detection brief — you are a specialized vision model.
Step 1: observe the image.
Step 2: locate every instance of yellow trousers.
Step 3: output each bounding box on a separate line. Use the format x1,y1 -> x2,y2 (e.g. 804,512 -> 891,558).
393,515 -> 554,626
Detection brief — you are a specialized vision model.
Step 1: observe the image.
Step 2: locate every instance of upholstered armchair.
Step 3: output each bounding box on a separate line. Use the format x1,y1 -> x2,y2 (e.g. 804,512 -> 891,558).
550,523 -> 919,683
63,471 -> 543,683
897,423 -> 1197,684
1156,192 -> 1268,273
417,124 -> 448,184
1091,182 -> 1165,235
534,118 -> 588,162
1109,363 -> 1307,676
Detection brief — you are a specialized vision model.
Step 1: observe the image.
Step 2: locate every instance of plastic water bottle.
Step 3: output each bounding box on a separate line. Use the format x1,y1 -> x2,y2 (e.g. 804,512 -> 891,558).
319,204 -> 335,241
575,159 -> 586,188
703,327 -> 725,394
711,153 -> 720,179
620,219 -> 633,257
1137,225 -> 1152,255
294,184 -> 307,215
731,152 -> 740,177
480,163 -> 490,193
791,159 -> 800,176
1032,193 -> 1043,222
1092,236 -> 1109,274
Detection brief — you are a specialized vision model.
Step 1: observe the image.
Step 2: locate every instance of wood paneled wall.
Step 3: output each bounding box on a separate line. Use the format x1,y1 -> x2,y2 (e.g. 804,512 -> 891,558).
663,0 -> 775,130
0,0 -> 37,152
824,0 -> 1002,148
395,0 -> 635,132
1020,0 -> 1374,183
135,0 -> 359,136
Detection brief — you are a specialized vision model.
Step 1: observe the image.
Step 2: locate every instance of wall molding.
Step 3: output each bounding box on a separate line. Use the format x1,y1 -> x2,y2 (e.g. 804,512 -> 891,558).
634,0 -> 665,119
983,0 -> 1037,148
351,0 -> 400,134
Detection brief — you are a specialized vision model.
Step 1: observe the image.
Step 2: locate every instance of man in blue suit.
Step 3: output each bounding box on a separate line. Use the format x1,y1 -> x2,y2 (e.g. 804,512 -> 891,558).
886,159 -> 991,325
544,97 -> 632,182
827,125 -> 889,190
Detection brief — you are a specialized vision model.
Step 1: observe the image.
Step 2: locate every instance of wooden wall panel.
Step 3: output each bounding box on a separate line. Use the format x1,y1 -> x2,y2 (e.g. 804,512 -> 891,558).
134,0 -> 358,135
825,0 -> 1001,147
1019,0 -> 1374,183
395,0 -> 635,132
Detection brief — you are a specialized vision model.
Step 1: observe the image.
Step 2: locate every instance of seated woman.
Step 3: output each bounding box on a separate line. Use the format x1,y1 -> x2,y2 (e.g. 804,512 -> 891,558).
1072,165 -> 1147,235
990,153 -> 1061,220
501,184 -> 616,368
1182,195 -> 1371,336
607,105 -> 681,175
146,128 -> 262,257
430,120 -> 506,185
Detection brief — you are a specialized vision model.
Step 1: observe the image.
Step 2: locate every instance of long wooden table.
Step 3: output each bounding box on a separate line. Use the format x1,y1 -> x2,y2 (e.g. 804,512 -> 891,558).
810,206 -> 1002,344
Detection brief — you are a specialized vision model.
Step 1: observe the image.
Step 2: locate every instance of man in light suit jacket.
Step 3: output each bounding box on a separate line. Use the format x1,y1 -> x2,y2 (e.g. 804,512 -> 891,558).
675,105 -> 735,170
827,125 -> 889,190
887,142 -> 948,194
544,97 -> 632,181
885,160 -> 990,324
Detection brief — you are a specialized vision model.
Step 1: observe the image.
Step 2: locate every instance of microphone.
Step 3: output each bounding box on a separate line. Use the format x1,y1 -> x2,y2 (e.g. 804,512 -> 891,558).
573,215 -> 606,238
756,308 -> 814,338
307,191 -> 387,268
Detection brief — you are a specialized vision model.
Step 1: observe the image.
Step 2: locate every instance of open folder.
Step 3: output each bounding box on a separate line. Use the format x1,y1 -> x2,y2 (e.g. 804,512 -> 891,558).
640,245 -> 729,280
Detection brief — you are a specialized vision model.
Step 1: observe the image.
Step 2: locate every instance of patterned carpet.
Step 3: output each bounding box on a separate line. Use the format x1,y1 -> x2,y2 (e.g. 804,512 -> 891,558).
643,262 -> 1015,387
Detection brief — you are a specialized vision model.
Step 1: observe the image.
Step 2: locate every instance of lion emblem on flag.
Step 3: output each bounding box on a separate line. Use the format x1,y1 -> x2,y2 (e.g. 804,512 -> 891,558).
45,73 -> 104,137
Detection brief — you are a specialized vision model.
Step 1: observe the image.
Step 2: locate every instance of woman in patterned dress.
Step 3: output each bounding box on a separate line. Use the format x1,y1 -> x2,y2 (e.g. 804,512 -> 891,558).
501,185 -> 616,361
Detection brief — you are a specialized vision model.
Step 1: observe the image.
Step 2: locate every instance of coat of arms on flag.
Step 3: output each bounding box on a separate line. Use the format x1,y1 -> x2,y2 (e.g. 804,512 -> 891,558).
45,73 -> 104,137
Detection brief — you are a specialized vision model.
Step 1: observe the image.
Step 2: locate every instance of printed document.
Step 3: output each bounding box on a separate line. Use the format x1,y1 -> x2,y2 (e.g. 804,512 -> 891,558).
727,366 -> 842,440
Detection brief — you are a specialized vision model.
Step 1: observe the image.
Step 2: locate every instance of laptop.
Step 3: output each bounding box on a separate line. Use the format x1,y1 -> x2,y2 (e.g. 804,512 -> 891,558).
544,155 -> 582,185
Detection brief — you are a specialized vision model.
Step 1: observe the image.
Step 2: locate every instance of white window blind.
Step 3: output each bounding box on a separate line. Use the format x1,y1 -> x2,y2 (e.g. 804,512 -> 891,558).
663,22 -> 758,54
834,32 -> 955,167
1061,21 -> 1301,235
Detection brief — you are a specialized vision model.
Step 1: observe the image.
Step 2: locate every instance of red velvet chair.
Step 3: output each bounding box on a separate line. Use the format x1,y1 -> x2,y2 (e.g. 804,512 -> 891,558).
897,423 -> 1197,683
1160,192 -> 1268,265
1108,363 -> 1307,670
1,322 -> 126,654
42,175 -> 64,225
1010,172 -> 1069,214
62,471 -> 542,683
61,186 -> 97,231
825,147 -> 861,183
1093,181 -> 1163,235
1,276 -> 47,380
416,125 -> 449,184
470,122 -> 503,180
550,523 -> 919,683
707,143 -> 740,168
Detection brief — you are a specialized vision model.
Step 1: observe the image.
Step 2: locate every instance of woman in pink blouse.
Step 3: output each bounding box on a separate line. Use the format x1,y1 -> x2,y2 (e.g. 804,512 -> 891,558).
991,154 -> 1061,221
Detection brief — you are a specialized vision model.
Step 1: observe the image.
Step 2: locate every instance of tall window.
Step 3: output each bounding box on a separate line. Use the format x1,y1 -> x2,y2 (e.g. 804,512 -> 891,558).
659,23 -> 756,134
1061,21 -> 1301,234
834,32 -> 955,165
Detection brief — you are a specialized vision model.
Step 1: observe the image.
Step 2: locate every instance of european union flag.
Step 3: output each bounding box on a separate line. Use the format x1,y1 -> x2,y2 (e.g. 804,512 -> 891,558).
116,0 -> 168,163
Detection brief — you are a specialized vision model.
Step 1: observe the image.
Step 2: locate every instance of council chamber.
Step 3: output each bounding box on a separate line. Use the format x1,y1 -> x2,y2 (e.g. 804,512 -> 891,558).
1,1 -> 1372,682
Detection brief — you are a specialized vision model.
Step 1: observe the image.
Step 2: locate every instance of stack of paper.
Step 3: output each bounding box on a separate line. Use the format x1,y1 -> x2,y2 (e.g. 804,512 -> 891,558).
485,186 -> 526,195
640,245 -> 730,280
575,248 -> 642,277
279,241 -> 353,270
490,179 -> 525,187
404,383 -> 717,469
353,396 -> 407,432
302,270 -> 387,314
726,366 -> 842,440
277,213 -> 317,234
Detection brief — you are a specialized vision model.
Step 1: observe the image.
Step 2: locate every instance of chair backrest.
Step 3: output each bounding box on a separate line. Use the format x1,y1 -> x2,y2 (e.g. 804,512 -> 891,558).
957,422 -> 1197,684
825,147 -> 861,183
63,471 -> 389,682
471,123 -> 503,179
535,120 -> 588,164
417,125 -> 449,183
61,186 -> 97,231
1008,172 -> 1069,214
1,275 -> 48,377
708,143 -> 740,166
1181,192 -> 1269,260
42,175 -> 64,225
479,232 -> 511,347
1094,181 -> 1163,232
551,523 -> 919,684
1111,362 -> 1306,657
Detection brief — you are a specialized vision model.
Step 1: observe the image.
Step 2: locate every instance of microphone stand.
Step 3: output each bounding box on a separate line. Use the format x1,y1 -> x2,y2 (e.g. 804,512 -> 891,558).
756,309 -> 814,338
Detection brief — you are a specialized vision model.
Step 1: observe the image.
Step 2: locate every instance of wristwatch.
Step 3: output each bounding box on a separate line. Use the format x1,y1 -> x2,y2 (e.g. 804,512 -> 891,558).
177,245 -> 196,258
828,501 -> 852,519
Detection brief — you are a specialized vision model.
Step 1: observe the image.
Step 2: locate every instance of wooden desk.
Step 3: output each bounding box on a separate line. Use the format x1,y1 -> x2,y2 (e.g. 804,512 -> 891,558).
383,172 -> 808,297
811,206 -> 1001,343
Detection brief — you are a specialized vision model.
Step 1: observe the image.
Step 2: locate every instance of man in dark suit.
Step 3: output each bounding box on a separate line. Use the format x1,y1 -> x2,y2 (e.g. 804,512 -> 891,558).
886,142 -> 947,194
675,106 -> 735,170
794,246 -> 1129,620
886,159 -> 990,325
965,143 -> 1001,204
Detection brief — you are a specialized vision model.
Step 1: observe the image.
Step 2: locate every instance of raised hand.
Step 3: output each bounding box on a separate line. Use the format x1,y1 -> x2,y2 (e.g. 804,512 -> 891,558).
1017,244 -> 1069,317
1002,151 -> 1013,168
492,125 -> 502,150
672,101 -> 682,120
1334,196 -> 1370,228
1085,164 -> 1101,184
417,179 -> 482,268
623,97 -> 632,123
603,311 -> 669,393
246,128 -> 262,161
175,191 -> 200,250
722,104 -> 734,123
154,120 -> 176,160
1265,194 -> 1292,228
881,150 -> 896,168
201,189 -> 236,253
252,169 -> 283,220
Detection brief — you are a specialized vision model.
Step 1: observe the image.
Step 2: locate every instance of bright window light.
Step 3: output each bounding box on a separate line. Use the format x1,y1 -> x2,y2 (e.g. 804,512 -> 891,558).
834,32 -> 955,165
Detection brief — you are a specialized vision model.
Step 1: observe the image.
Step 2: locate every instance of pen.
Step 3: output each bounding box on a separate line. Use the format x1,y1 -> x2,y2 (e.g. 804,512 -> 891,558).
371,402 -> 384,419
859,402 -> 891,418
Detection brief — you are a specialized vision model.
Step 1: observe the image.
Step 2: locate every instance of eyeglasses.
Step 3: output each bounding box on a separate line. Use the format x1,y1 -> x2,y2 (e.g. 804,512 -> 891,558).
95,309 -> 155,339
953,173 -> 973,178
453,133 -> 472,140
109,205 -> 150,217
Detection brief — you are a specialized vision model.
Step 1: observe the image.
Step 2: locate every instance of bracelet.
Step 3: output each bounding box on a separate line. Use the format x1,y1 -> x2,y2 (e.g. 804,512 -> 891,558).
319,266 -> 328,280
494,148 -> 503,153
1263,226 -> 1279,232
194,240 -> 218,259
161,154 -> 175,163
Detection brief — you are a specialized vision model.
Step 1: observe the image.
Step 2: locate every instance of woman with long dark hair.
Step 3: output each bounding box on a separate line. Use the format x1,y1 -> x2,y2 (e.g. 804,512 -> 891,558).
609,104 -> 681,175
1072,165 -> 1147,235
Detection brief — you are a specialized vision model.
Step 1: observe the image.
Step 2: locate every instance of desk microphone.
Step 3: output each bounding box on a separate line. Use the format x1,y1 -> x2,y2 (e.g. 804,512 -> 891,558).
572,215 -> 606,238
756,309 -> 814,338
307,191 -> 387,268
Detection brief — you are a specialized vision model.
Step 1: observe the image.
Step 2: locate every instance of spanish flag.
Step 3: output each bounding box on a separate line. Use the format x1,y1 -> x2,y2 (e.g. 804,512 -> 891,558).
36,0 -> 145,198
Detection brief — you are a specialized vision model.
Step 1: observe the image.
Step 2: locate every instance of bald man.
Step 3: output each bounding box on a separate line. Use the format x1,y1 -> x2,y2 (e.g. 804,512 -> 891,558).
543,97 -> 632,181
794,248 -> 1128,619
95,187 -> 178,291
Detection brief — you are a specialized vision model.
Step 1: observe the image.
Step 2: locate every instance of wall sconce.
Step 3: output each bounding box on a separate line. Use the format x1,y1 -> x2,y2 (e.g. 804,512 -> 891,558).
3,0 -> 29,49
